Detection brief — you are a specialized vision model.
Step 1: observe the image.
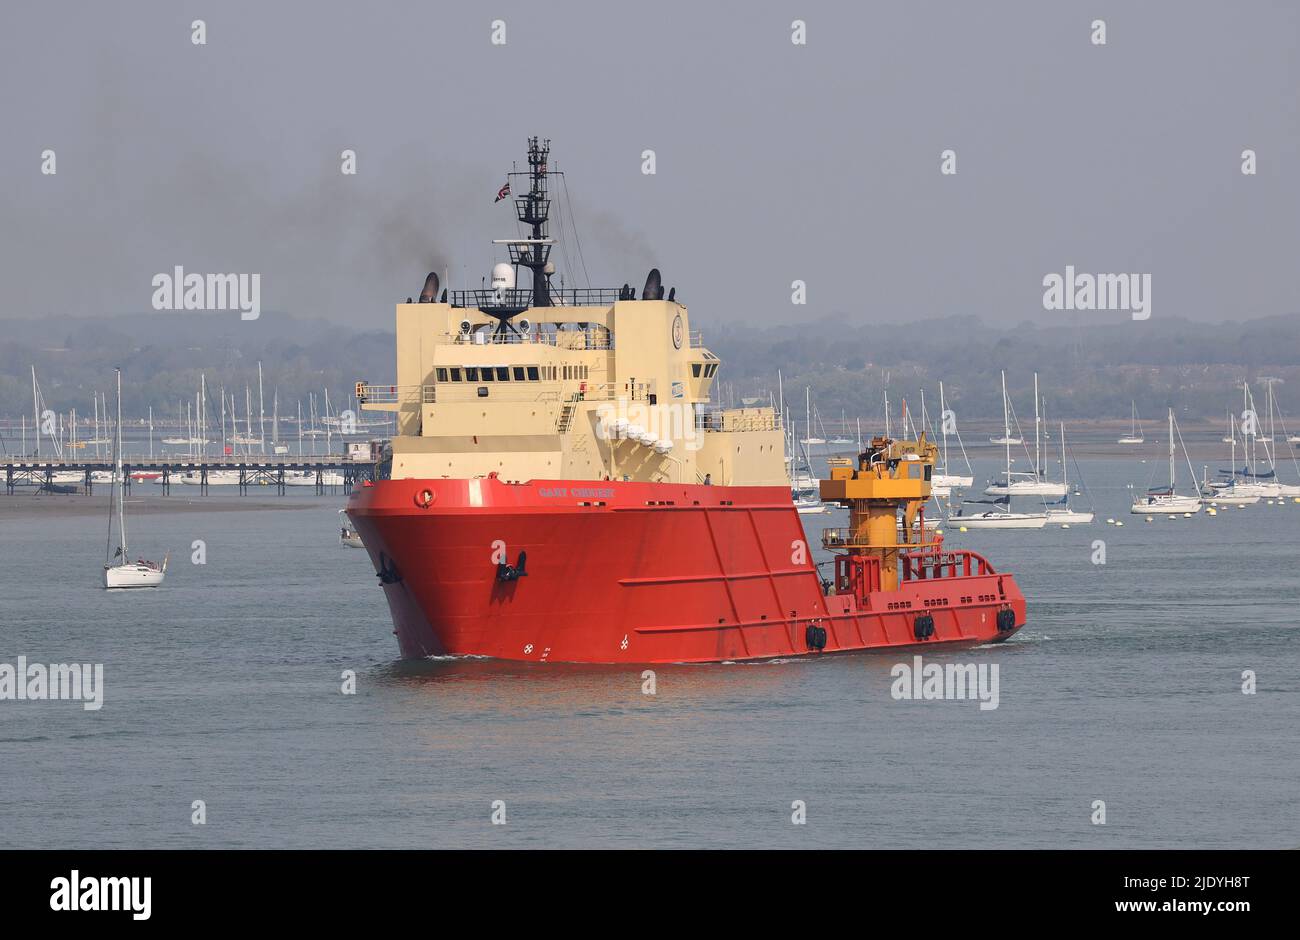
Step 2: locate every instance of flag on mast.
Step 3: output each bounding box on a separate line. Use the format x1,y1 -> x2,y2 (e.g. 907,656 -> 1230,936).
494,181 -> 511,203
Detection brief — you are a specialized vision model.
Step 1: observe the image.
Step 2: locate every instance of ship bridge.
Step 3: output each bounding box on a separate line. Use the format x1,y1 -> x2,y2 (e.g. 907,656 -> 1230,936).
356,138 -> 785,489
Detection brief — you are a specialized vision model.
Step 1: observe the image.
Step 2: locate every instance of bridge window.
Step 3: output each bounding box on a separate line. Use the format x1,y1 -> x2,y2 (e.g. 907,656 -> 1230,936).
692,363 -> 702,378
480,368 -> 494,382
496,367 -> 510,381
465,367 -> 479,381
450,368 -> 462,381
513,367 -> 525,381
436,368 -> 448,382
527,366 -> 540,380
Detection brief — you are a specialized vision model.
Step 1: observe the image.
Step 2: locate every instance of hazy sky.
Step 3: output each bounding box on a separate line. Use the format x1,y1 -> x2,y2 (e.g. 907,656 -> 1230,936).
2,1 -> 1298,330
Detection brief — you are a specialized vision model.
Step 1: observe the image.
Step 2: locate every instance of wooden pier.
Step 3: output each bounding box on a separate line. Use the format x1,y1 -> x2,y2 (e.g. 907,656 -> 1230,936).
2,458 -> 373,495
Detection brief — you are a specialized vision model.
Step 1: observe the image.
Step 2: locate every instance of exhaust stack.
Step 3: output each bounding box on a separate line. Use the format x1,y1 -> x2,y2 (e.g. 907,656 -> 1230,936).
641,268 -> 662,300
418,272 -> 440,303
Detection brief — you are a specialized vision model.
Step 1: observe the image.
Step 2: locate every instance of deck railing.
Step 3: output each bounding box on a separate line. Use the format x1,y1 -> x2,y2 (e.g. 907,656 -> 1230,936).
357,384 -> 436,405
451,328 -> 613,349
695,409 -> 782,433
900,549 -> 998,581
822,527 -> 943,554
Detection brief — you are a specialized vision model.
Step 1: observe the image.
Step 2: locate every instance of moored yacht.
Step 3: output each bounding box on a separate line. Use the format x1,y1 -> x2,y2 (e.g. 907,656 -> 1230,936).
103,369 -> 168,589
1131,409 -> 1202,515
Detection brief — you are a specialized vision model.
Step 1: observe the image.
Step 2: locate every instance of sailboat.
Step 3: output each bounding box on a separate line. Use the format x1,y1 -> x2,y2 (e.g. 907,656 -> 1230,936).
983,373 -> 1067,497
1203,414 -> 1261,504
792,432 -> 829,514
1045,423 -> 1094,524
798,388 -> 826,446
827,409 -> 854,448
1118,401 -> 1144,444
104,369 -> 168,589
957,371 -> 1047,528
1130,409 -> 1202,514
931,382 -> 973,494
1209,384 -> 1278,498
1259,379 -> 1300,496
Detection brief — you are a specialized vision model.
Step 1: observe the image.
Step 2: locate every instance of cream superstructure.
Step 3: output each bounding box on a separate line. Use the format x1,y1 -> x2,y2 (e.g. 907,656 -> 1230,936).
359,292 -> 787,487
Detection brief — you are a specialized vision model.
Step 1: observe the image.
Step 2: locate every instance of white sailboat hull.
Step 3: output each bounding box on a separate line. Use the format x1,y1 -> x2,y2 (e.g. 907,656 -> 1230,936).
1046,509 -> 1094,524
795,499 -> 830,514
1202,492 -> 1259,506
1130,495 -> 1202,514
103,563 -> 166,588
178,470 -> 243,485
284,471 -> 345,486
1209,481 -> 1279,497
1117,437 -> 1144,445
932,473 -> 972,489
983,480 -> 1068,497
954,512 -> 1048,529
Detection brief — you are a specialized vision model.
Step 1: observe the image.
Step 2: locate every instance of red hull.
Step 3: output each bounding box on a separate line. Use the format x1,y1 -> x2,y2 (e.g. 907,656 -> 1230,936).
347,477 -> 1026,663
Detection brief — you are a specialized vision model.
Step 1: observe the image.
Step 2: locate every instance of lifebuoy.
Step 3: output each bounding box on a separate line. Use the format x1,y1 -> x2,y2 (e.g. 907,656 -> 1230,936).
414,488 -> 435,508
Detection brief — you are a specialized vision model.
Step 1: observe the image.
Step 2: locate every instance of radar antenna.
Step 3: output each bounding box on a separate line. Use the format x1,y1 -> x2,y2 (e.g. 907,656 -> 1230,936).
509,136 -> 553,308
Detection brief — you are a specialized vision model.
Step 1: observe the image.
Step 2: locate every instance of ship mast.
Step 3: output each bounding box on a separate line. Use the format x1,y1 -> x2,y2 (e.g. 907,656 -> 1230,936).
511,136 -> 553,308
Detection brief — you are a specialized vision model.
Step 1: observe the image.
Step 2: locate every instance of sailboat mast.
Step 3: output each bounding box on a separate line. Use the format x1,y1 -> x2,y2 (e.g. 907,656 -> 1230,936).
1168,408 -> 1175,490
31,366 -> 39,457
200,374 -> 207,460
1060,421 -> 1068,490
939,381 -> 950,472
1033,372 -> 1041,478
324,387 -> 332,455
258,362 -> 266,456
116,368 -> 127,558
1001,370 -> 1011,486
1245,382 -> 1252,474
1230,413 -> 1237,482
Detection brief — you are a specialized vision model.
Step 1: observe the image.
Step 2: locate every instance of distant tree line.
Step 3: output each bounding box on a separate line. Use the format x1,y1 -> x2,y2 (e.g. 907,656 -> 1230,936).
3,310 -> 1300,433
705,313 -> 1300,429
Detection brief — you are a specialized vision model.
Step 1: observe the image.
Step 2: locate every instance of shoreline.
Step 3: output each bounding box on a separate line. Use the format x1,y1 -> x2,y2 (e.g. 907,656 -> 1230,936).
0,492 -> 325,518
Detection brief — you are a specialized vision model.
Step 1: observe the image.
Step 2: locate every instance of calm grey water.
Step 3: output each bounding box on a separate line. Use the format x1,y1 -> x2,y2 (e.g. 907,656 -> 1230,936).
2,457 -> 1297,849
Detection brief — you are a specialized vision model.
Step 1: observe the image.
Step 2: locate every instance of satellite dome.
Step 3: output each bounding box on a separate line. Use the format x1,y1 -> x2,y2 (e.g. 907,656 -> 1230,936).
490,263 -> 515,290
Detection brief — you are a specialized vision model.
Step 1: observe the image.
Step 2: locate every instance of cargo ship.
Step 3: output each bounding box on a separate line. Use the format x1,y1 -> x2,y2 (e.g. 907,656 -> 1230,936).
347,138 -> 1026,663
